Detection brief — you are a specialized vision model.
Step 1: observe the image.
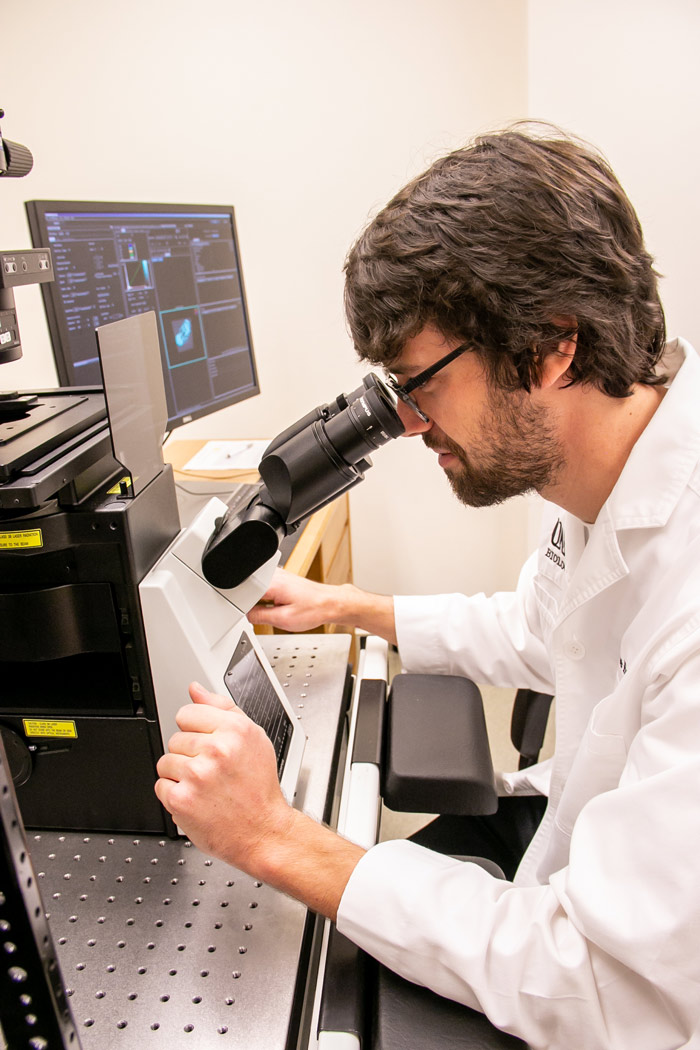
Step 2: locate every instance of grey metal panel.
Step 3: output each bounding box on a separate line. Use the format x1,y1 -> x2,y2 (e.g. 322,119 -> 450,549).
32,635 -> 351,1050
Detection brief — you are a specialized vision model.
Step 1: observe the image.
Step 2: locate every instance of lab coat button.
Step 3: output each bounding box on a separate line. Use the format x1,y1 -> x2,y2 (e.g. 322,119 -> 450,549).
565,638 -> 585,660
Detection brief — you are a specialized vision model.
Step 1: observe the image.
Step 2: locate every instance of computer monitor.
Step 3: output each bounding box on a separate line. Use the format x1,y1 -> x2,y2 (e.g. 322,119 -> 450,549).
25,200 -> 260,433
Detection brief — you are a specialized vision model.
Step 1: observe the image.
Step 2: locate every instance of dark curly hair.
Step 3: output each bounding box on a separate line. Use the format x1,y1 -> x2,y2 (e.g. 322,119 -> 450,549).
343,123 -> 666,396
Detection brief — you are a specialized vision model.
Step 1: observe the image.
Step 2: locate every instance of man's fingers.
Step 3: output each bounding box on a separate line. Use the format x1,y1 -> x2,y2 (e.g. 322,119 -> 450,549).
247,605 -> 288,628
189,681 -> 236,710
175,701 -> 241,734
247,602 -> 275,625
258,567 -> 288,601
156,751 -> 191,782
163,730 -> 213,759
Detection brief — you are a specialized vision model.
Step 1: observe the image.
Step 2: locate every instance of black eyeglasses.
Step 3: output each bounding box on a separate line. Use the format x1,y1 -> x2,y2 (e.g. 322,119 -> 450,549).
387,343 -> 470,423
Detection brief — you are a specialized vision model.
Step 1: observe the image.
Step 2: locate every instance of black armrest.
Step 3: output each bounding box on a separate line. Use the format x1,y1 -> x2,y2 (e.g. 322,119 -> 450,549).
352,678 -> 387,765
373,965 -> 528,1050
383,675 -> 497,815
318,925 -> 370,1043
510,689 -> 554,770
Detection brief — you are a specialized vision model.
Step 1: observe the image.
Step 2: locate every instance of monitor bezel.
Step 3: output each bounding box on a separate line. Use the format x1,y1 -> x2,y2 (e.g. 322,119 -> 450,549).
25,199 -> 261,432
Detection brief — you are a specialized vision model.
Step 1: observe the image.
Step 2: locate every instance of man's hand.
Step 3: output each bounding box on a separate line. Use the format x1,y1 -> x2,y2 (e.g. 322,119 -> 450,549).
155,682 -> 293,874
155,682 -> 366,920
247,567 -> 341,631
247,567 -> 398,645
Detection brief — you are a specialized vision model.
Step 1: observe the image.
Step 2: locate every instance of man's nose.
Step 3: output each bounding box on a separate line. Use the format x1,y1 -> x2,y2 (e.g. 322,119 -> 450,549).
395,398 -> 432,437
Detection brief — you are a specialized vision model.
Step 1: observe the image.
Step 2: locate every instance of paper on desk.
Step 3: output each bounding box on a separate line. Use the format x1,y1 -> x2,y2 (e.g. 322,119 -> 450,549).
183,439 -> 270,471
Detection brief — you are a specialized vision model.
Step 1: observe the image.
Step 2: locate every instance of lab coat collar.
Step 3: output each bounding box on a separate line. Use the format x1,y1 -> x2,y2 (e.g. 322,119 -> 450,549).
541,340 -> 700,628
604,338 -> 700,531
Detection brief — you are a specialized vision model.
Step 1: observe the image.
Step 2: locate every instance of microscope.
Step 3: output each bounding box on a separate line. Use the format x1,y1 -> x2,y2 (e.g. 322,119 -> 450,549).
0,105 -> 410,1050
0,315 -> 405,834
139,347 -> 405,810
0,106 -> 406,837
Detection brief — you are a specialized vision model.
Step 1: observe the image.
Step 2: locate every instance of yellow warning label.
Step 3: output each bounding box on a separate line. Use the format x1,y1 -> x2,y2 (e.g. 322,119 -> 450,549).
107,476 -> 133,495
23,719 -> 78,739
0,529 -> 43,550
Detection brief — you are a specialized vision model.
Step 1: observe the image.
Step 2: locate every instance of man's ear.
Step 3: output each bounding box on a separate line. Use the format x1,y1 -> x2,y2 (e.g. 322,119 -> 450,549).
536,319 -> 578,390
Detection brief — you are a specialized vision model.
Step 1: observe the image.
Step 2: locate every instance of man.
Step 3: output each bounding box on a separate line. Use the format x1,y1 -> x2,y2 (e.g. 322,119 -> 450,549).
155,125 -> 700,1049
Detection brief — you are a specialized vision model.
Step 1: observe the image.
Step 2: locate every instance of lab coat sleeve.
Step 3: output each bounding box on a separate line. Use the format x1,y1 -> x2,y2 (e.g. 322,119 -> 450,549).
394,551 -> 555,693
337,632 -> 700,1050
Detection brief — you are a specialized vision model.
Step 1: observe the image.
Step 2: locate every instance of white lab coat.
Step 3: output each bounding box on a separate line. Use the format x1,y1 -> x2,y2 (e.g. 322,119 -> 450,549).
337,338 -> 700,1049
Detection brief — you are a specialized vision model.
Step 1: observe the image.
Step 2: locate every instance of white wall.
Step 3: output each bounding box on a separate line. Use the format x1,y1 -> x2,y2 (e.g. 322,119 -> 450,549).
528,0 -> 700,352
2,0 -> 530,598
525,0 -> 700,555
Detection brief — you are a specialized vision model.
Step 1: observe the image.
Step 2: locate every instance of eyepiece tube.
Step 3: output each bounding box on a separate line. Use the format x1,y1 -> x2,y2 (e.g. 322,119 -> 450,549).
259,374 -> 404,524
202,372 -> 406,584
324,379 -> 404,461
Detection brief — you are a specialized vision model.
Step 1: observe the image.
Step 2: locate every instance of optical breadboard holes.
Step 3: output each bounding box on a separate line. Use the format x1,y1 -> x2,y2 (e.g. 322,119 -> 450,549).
268,643 -> 318,719
32,833 -> 272,1040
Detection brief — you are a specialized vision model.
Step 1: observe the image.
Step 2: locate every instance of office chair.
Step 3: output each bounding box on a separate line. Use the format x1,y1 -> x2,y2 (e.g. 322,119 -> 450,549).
314,640 -> 553,1050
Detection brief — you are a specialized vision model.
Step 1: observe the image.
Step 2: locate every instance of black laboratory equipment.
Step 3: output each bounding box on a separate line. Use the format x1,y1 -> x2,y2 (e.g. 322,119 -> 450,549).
0,304 -> 181,834
0,276 -> 404,836
0,106 -> 84,1050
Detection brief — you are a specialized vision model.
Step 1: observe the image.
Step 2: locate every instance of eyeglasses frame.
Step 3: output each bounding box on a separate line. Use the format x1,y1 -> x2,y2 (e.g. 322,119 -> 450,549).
387,343 -> 470,423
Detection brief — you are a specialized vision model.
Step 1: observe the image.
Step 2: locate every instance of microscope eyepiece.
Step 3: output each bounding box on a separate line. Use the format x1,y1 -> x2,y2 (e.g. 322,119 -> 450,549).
201,373 -> 405,589
258,373 -> 404,525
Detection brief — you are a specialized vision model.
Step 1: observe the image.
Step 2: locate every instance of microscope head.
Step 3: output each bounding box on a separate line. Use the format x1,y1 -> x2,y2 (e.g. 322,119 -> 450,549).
201,373 -> 405,589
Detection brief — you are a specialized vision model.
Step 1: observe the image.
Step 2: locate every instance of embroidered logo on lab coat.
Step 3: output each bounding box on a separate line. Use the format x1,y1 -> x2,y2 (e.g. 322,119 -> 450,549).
545,518 -> 566,570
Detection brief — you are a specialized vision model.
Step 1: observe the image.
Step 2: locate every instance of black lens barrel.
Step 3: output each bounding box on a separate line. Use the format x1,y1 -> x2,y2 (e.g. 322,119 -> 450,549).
258,373 -> 404,523
203,373 -> 406,585
325,379 -> 404,461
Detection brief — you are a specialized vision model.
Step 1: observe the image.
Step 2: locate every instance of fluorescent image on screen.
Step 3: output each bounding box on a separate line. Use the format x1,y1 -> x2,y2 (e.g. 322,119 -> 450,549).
25,201 -> 260,432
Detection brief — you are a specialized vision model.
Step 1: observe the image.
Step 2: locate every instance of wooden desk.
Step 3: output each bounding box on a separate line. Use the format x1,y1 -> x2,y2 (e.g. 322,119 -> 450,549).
164,440 -> 354,644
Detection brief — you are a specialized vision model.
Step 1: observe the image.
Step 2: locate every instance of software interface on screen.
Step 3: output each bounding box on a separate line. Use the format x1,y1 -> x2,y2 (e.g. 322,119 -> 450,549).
26,202 -> 260,430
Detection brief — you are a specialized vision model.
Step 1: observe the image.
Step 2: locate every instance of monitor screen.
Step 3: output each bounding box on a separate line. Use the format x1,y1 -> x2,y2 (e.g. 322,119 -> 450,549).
25,200 -> 260,432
